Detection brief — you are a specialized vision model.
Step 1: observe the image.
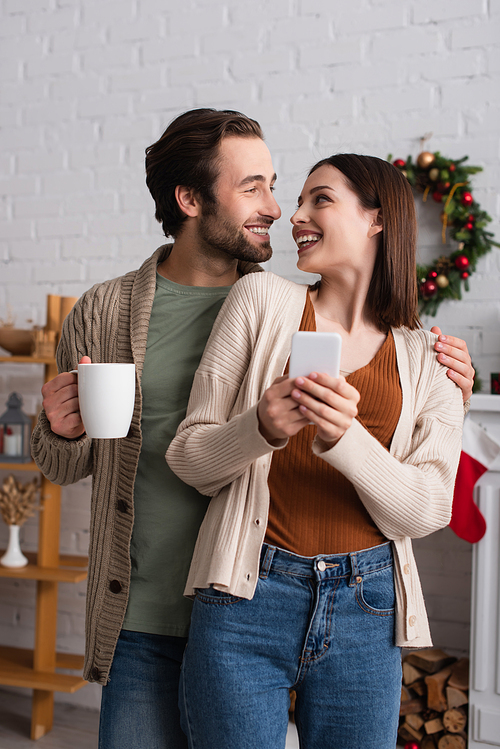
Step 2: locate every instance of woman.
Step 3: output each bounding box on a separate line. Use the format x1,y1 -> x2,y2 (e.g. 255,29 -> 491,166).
166,154 -> 464,749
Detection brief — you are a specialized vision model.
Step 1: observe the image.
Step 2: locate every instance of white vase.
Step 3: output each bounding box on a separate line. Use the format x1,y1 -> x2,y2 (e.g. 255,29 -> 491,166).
1,524 -> 28,568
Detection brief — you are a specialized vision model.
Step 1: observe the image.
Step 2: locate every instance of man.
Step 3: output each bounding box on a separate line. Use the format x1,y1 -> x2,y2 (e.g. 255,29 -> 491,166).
31,108 -> 474,749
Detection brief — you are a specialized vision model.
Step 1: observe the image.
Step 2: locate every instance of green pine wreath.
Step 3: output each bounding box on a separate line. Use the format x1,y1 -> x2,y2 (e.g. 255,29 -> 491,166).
387,150 -> 499,316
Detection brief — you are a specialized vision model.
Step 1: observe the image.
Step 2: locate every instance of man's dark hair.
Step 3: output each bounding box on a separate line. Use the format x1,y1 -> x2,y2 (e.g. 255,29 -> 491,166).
309,153 -> 420,331
145,108 -> 264,238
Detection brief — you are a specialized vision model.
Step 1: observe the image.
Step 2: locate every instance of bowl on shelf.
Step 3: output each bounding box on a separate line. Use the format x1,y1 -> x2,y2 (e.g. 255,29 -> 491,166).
0,327 -> 34,356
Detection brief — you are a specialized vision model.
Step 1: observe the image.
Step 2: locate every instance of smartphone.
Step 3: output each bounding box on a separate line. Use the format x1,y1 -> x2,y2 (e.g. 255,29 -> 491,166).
289,331 -> 342,379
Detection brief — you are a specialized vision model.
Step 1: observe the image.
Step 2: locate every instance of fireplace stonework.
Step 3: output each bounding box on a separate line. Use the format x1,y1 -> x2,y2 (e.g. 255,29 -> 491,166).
468,394 -> 500,747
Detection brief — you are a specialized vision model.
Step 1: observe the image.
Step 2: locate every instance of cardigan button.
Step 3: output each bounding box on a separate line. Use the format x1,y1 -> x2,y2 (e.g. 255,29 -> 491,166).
116,499 -> 128,513
408,615 -> 417,627
109,580 -> 122,594
403,563 -> 410,575
91,667 -> 100,681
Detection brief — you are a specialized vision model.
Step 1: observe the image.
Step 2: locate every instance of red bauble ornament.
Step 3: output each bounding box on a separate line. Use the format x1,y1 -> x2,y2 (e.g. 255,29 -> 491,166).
461,271 -> 469,279
468,214 -> 475,222
428,270 -> 438,279
465,222 -> 474,231
437,181 -> 451,192
404,742 -> 420,749
432,191 -> 443,203
421,279 -> 438,297
461,192 -> 473,206
449,163 -> 456,172
455,254 -> 469,270
393,159 -> 406,168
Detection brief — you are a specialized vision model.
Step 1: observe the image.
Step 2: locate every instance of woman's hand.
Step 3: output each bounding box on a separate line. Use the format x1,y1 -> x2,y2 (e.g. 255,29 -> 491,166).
290,372 -> 360,446
257,376 -> 310,444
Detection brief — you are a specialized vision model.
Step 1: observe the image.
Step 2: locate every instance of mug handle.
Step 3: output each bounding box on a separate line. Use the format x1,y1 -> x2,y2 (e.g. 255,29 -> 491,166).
69,369 -> 78,375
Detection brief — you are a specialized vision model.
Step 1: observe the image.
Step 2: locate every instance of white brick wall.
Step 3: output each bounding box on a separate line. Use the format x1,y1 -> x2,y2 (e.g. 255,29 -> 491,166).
1,0 -> 499,708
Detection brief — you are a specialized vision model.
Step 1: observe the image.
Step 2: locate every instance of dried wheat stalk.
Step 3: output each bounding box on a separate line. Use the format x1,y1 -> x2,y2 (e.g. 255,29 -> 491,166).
0,474 -> 40,526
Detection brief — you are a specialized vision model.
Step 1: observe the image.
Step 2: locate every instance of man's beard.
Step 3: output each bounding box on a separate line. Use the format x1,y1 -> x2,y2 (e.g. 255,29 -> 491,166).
198,204 -> 273,264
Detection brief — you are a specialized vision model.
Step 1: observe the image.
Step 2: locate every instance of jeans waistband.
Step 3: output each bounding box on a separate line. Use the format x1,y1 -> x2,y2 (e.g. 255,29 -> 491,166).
259,542 -> 393,584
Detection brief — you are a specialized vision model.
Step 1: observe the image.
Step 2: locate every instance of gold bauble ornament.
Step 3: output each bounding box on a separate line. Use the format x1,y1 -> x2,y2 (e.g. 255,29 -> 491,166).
436,274 -> 449,289
417,151 -> 435,169
429,168 -> 440,181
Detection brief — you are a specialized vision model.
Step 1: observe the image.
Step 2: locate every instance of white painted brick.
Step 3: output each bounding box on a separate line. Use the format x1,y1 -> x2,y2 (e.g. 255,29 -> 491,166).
292,95 -> 354,124
411,49 -> 482,81
0,221 -> 33,240
24,100 -> 74,127
109,18 -> 163,44
36,217 -> 85,238
141,36 -> 197,64
62,238 -> 110,259
273,16 -> 332,45
9,239 -> 59,261
412,0 -> 485,24
78,94 -> 131,119
87,213 -> 142,236
0,176 -> 38,197
169,6 -> 226,35
299,40 -> 362,69
81,0 -> 134,26
0,13 -> 25,36
63,193 -> 116,216
441,77 -> 498,109
34,261 -> 84,283
331,61 -> 402,92
0,262 -> 32,284
334,4 -> 406,34
25,53 -> 76,80
371,28 -> 440,60
364,85 -> 432,113
262,72 -> 323,100
49,76 -> 104,102
42,171 -> 93,196
27,6 -> 77,34
195,81 -> 254,106
201,29 -> 265,55
81,45 -> 134,73
17,150 -> 65,173
1,58 -> 22,82
1,81 -> 46,106
229,0 -> 290,26
13,197 -> 60,218
110,68 -> 163,93
136,86 -> 193,113
167,58 -> 225,87
452,19 -> 500,49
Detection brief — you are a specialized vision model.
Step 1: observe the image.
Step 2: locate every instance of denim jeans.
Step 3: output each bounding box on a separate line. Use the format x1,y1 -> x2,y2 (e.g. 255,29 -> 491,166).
98,629 -> 188,749
180,542 -> 401,749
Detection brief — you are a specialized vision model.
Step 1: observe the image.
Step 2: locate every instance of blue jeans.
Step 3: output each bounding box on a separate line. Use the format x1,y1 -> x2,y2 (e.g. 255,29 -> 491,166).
180,542 -> 401,749
99,630 -> 188,749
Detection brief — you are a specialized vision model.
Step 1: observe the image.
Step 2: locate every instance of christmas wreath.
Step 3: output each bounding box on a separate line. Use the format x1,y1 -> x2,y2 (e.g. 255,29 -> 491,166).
388,149 -> 499,316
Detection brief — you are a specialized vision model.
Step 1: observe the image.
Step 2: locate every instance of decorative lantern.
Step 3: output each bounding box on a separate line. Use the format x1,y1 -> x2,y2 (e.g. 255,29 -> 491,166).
0,393 -> 32,463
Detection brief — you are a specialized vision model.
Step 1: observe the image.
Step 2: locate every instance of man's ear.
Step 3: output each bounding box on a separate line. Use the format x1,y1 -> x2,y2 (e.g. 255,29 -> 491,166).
175,185 -> 201,218
368,209 -> 383,238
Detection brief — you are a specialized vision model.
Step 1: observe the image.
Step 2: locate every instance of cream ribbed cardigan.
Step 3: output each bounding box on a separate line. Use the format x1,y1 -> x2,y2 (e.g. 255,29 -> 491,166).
166,271 -> 464,648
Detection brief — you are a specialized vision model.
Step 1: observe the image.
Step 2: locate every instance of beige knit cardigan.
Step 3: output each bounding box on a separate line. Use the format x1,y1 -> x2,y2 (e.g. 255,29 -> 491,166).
166,271 -> 464,649
30,245 -> 261,684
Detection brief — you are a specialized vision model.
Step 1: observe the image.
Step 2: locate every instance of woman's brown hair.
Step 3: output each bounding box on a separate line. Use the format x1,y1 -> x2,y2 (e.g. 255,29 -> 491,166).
309,154 -> 420,330
145,108 -> 264,239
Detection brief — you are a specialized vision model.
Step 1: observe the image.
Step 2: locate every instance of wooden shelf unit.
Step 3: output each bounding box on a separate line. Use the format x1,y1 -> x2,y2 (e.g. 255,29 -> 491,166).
0,296 -> 88,741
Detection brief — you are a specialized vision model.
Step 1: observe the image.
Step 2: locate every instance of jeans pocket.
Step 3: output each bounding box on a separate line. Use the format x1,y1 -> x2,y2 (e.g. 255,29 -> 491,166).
356,564 -> 395,616
195,586 -> 244,605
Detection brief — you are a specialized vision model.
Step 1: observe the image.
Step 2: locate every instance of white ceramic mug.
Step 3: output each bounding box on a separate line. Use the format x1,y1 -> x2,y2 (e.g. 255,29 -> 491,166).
71,363 -> 136,439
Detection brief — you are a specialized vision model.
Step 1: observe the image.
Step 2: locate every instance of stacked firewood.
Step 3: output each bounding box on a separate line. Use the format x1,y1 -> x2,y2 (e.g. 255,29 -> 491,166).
398,648 -> 469,748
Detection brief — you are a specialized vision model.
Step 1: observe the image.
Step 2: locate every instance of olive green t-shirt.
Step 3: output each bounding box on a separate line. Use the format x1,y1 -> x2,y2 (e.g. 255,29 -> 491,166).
122,273 -> 232,637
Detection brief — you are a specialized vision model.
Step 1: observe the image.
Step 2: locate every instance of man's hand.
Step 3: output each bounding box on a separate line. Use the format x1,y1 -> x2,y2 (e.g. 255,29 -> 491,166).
431,326 -> 475,402
41,356 -> 91,439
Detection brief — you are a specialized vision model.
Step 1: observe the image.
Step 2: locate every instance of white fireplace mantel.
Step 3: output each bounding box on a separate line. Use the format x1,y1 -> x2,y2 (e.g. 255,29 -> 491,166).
467,394 -> 500,747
